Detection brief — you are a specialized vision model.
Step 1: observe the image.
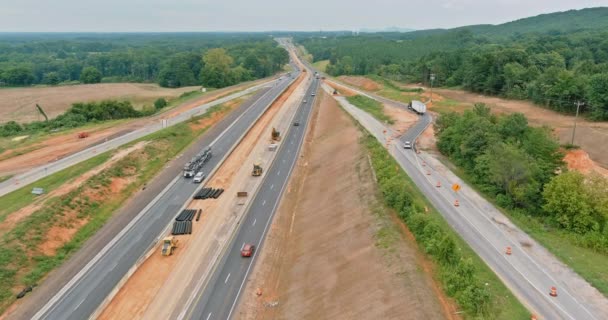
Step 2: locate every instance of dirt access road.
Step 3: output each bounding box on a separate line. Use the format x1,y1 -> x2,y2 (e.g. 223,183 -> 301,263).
235,90 -> 455,320
0,78 -> 270,176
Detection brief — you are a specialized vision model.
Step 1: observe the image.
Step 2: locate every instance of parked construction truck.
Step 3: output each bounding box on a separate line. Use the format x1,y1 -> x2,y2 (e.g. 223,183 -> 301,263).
252,163 -> 263,176
161,236 -> 178,256
272,127 -> 281,141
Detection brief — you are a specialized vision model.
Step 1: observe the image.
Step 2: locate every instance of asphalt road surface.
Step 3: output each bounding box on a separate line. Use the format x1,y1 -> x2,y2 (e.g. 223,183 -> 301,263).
329,82 -> 604,319
30,71 -> 300,320
0,79 -> 277,198
185,78 -> 319,320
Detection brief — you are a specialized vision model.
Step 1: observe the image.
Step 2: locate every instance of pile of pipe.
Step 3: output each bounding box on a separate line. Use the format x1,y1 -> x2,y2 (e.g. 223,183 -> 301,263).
171,209 -> 200,235
194,188 -> 224,200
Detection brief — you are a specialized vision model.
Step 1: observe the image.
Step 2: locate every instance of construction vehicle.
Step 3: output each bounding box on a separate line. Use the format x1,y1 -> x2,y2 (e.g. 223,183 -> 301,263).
271,127 -> 281,141
161,236 -> 178,256
77,132 -> 89,139
252,163 -> 263,176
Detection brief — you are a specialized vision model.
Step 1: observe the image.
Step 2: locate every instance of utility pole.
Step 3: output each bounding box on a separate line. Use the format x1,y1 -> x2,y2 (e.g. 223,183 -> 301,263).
429,73 -> 436,103
571,101 -> 584,145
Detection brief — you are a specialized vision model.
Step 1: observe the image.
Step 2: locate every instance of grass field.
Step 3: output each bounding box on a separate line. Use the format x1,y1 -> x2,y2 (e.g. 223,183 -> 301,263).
0,83 -> 201,124
312,60 -> 329,72
0,102 -> 235,314
346,95 -> 394,124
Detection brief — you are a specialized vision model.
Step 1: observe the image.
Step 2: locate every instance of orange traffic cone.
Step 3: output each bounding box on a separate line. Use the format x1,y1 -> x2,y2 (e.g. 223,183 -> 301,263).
506,247 -> 512,255
422,162 -> 426,167
531,315 -> 538,320
436,181 -> 441,188
549,286 -> 558,297
416,149 -> 421,154
454,199 -> 460,207
256,288 -> 263,296
426,170 -> 431,175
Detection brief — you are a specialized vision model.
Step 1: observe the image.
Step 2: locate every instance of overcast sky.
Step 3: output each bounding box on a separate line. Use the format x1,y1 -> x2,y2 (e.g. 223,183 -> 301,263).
1,0 -> 607,32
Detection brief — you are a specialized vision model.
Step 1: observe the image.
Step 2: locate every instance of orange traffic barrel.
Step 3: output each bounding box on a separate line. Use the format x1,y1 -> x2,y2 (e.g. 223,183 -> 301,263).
550,287 -> 558,297
506,247 -> 512,255
436,181 -> 441,187
426,170 -> 431,175
454,199 -> 460,207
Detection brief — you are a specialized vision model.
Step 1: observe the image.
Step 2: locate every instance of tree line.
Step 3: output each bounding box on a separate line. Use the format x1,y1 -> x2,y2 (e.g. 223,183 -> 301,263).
0,33 -> 288,89
299,29 -> 608,120
436,105 -> 608,251
0,100 -> 150,137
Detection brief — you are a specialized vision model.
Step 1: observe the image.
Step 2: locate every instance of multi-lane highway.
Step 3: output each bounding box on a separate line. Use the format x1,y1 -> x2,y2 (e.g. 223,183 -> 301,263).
30,70 -> 300,320
0,79 -> 277,198
185,73 -> 320,320
324,81 -> 607,319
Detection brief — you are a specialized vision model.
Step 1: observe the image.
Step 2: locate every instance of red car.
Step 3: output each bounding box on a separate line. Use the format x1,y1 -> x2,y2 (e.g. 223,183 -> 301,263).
241,243 -> 255,257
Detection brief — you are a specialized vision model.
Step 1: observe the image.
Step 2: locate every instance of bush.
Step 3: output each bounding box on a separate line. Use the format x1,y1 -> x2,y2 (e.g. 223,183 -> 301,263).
154,98 -> 168,110
364,133 -> 492,316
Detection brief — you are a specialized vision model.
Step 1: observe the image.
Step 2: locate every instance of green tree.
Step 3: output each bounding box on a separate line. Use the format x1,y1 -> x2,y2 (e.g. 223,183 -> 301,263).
2,66 -> 35,85
586,73 -> 608,120
80,66 -> 102,84
154,98 -> 168,110
543,171 -> 599,233
200,48 -> 234,88
42,72 -> 61,85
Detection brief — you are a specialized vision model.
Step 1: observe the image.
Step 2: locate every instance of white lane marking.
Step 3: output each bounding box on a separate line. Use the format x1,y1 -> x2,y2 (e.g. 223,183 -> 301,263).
226,73 -> 318,320
206,313 -> 212,320
73,297 -> 85,311
270,184 -> 274,190
224,273 -> 231,284
241,242 -> 245,250
283,159 -> 286,163
262,200 -> 266,206
252,218 -> 257,226
277,170 -> 281,175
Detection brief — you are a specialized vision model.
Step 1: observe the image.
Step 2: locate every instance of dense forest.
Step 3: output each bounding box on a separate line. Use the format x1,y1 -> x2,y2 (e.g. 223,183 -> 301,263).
0,33 -> 289,88
298,7 -> 608,120
436,105 -> 608,251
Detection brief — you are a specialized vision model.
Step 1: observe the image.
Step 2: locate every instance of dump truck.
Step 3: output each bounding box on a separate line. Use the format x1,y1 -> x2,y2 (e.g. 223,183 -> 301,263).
271,127 -> 281,141
252,163 -> 263,176
161,236 -> 178,256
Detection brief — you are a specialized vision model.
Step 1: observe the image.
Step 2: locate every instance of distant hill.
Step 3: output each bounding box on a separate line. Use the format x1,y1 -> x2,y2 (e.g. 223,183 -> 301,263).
401,7 -> 608,39
360,27 -> 415,33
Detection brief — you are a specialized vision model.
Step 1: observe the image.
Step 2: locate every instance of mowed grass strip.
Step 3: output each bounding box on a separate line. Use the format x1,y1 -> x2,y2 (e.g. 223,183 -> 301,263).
346,95 -> 394,124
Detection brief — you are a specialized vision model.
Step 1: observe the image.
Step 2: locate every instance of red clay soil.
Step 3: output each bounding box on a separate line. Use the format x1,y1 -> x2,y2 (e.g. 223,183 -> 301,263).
338,75 -> 383,91
564,149 -> 608,178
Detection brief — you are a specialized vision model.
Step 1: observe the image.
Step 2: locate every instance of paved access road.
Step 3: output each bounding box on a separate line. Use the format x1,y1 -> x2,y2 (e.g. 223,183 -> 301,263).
327,82 -> 606,319
185,77 -> 319,320
0,79 -> 277,198
30,71 -> 300,320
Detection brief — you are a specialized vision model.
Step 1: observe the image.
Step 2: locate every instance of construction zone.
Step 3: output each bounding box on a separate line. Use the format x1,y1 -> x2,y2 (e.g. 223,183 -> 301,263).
97,62 -> 313,320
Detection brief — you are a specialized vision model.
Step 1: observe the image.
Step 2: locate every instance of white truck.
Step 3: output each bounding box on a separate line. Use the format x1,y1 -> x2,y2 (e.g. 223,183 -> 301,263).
409,100 -> 427,115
